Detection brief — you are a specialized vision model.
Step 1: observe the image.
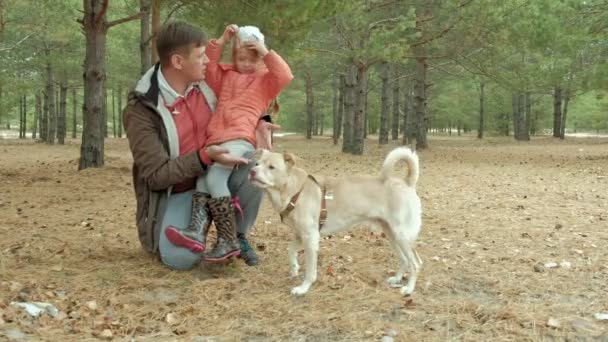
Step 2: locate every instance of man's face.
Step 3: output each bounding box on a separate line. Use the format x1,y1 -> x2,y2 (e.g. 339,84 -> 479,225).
176,44 -> 209,83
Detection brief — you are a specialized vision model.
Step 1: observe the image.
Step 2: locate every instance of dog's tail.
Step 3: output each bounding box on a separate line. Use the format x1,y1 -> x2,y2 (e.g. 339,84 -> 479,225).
381,147 -> 419,187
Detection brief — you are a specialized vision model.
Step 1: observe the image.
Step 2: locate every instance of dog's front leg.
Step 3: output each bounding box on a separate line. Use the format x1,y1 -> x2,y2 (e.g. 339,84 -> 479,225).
291,228 -> 319,296
288,237 -> 302,278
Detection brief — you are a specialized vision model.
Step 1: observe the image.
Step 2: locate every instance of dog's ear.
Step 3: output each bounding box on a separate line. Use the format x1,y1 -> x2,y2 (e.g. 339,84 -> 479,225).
283,152 -> 296,168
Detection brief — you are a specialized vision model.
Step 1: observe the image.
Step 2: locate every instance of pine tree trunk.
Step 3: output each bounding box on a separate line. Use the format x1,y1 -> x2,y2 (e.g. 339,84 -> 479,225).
337,75 -> 344,142
151,0 -> 161,64
112,88 -> 117,137
525,92 -> 531,139
553,87 -> 562,138
318,110 -> 324,136
33,93 -> 40,139
477,81 -> 484,139
117,86 -> 123,137
414,54 -> 428,149
57,73 -> 67,144
79,0 -> 108,169
0,86 -> 3,129
391,65 -> 400,140
511,93 -> 518,137
103,86 -> 108,138
530,109 -> 538,136
342,64 -> 356,153
140,0 -> 152,74
379,62 -> 390,145
19,96 -> 24,138
23,95 -> 27,138
363,78 -> 369,140
41,90 -> 48,141
45,48 -> 56,145
332,74 -> 339,144
512,92 -> 529,141
560,89 -> 570,140
72,88 -> 77,138
402,81 -> 413,145
352,64 -> 368,155
305,71 -> 313,139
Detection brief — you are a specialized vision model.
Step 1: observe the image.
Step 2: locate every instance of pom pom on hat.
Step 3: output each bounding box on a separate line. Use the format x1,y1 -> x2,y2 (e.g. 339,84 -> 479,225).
238,26 -> 265,44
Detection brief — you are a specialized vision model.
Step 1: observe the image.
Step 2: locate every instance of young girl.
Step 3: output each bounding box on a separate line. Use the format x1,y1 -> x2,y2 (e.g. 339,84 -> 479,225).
165,24 -> 293,262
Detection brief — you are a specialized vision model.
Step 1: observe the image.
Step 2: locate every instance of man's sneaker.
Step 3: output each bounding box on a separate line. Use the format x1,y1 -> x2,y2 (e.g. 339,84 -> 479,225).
237,233 -> 259,266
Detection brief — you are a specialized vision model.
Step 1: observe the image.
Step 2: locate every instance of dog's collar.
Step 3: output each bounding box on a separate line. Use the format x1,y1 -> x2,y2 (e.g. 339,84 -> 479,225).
279,175 -> 327,230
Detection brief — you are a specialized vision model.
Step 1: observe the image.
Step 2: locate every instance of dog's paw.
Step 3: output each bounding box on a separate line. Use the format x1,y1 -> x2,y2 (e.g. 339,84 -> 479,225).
400,284 -> 415,296
290,285 -> 310,296
386,276 -> 404,287
289,266 -> 300,278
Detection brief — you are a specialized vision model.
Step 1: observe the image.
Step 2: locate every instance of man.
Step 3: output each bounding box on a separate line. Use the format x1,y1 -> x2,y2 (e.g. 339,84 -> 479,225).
123,21 -> 275,269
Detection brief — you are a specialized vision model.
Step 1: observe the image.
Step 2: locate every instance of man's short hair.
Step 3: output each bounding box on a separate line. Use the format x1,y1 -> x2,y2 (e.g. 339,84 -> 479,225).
156,21 -> 207,67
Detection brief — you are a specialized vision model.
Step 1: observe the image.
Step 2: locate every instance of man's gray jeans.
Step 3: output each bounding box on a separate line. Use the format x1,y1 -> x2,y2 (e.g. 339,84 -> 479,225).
158,156 -> 263,270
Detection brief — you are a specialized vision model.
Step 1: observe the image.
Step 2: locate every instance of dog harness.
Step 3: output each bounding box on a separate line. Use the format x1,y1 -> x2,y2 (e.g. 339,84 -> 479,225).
279,175 -> 328,230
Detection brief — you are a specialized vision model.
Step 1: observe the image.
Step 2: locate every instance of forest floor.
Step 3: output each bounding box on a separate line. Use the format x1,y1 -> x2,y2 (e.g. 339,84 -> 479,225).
1,135 -> 607,341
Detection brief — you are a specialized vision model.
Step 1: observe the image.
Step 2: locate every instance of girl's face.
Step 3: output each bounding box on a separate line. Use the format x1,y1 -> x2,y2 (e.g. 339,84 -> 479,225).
234,48 -> 261,74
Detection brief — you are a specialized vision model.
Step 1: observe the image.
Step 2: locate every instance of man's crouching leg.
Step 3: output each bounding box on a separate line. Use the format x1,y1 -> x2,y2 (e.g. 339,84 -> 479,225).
158,191 -> 203,270
228,152 -> 264,266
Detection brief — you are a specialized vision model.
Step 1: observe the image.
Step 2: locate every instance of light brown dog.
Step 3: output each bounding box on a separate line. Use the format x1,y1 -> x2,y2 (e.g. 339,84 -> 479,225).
249,147 -> 423,296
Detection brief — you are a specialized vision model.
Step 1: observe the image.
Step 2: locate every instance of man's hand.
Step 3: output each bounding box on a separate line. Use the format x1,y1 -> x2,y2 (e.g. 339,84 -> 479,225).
205,145 -> 248,167
217,24 -> 238,45
243,41 -> 269,57
255,121 -> 281,150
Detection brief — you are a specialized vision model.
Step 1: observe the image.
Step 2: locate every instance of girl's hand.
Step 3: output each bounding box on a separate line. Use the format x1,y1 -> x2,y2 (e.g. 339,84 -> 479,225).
218,24 -> 238,45
243,40 -> 269,57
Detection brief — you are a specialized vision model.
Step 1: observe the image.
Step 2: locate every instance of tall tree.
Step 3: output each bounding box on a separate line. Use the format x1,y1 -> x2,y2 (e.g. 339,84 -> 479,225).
379,62 -> 390,144
78,0 -> 140,169
57,72 -> 68,144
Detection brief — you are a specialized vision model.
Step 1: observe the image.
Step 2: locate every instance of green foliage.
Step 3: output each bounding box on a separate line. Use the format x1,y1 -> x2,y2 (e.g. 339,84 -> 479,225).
0,0 -> 605,136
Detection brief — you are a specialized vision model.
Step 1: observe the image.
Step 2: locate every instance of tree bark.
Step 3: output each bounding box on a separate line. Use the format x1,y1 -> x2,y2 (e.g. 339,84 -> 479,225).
305,70 -> 313,139
414,54 -> 428,149
318,108 -> 324,136
402,81 -> 413,145
477,81 -> 484,139
57,73 -> 68,144
151,0 -> 161,64
342,64 -> 356,153
112,88 -> 117,137
0,85 -> 3,129
103,85 -> 108,138
391,65 -> 400,140
352,64 -> 368,155
379,62 -> 390,145
560,89 -> 570,139
336,75 -> 344,143
72,88 -> 77,138
117,86 -> 123,137
19,95 -> 25,138
553,87 -> 562,138
79,0 -> 108,169
332,74 -> 339,144
524,91 -> 531,139
33,92 -> 40,139
140,0 -> 152,75
45,47 -> 56,145
363,77 -> 369,139
512,92 -> 529,141
41,90 -> 48,142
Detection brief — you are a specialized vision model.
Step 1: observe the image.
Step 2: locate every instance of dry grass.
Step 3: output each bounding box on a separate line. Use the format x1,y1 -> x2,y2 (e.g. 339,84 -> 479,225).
0,135 -> 607,341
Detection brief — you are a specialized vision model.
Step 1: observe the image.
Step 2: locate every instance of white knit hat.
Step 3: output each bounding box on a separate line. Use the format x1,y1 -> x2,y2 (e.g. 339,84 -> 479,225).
237,26 -> 265,44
